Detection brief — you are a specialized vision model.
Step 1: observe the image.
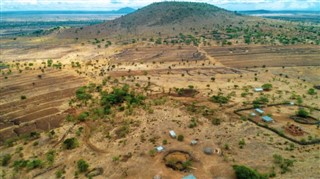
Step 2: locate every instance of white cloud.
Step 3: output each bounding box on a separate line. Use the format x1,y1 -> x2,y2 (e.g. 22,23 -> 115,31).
1,0 -> 319,11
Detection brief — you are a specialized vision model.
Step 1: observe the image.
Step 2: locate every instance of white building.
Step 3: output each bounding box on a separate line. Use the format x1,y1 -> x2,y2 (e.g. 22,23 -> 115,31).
156,146 -> 164,152
169,130 -> 176,138
254,88 -> 263,92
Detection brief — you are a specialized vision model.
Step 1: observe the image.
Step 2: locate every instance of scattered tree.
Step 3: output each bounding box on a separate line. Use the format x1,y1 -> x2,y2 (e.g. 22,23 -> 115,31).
63,138 -> 79,150
296,108 -> 309,118
77,159 -> 89,173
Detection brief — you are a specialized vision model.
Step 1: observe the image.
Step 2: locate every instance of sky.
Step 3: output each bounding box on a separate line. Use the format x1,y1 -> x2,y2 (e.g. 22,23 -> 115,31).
1,0 -> 320,11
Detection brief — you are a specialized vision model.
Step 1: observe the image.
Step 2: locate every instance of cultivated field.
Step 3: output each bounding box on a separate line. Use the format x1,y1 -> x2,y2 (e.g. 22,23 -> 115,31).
204,45 -> 320,68
0,66 -> 87,144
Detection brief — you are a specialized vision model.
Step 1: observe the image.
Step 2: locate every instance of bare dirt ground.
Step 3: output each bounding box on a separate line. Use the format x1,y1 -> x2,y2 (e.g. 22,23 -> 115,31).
0,37 -> 319,179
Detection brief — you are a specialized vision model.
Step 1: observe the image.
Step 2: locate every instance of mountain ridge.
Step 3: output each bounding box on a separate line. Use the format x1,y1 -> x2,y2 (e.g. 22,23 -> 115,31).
57,1 -> 320,46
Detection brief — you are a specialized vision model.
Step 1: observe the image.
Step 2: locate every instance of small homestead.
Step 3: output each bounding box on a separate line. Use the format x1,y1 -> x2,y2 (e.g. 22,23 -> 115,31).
236,104 -> 320,144
163,150 -> 192,171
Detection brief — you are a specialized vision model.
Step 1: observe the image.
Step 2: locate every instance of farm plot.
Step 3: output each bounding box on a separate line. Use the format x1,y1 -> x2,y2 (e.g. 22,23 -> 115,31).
203,45 -> 320,68
0,68 -> 87,144
110,46 -> 206,63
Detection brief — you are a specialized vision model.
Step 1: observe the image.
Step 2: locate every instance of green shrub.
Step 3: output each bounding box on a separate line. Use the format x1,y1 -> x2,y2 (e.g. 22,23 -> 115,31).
239,139 -> 246,149
46,150 -> 55,165
155,38 -> 162,44
162,139 -> 168,145
47,59 -> 53,67
210,93 -> 229,104
233,165 -> 268,179
253,96 -> 269,105
148,149 -> 156,157
224,144 -> 230,150
26,159 -> 43,170
112,156 -> 120,161
63,138 -> 79,150
1,154 -> 11,166
55,169 -> 64,178
188,117 -> 198,128
307,88 -> 317,95
100,84 -> 145,106
77,159 -> 89,173
262,84 -> 273,91
182,160 -> 192,169
296,108 -> 309,118
177,135 -> 184,142
21,95 -> 27,100
13,160 -> 28,171
76,86 -> 92,101
212,118 -> 221,125
77,112 -> 89,122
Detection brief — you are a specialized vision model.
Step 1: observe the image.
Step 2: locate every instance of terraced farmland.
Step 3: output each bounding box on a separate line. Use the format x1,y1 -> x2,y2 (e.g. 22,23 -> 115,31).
0,68 -> 87,144
204,45 -> 320,68
110,46 -> 206,63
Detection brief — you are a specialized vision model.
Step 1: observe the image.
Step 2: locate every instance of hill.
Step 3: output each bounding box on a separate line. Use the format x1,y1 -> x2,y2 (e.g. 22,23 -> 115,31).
57,1 -> 319,45
57,2 -> 245,39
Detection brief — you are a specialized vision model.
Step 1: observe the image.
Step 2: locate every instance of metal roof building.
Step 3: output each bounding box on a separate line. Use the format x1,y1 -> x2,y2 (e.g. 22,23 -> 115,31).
254,88 -> 264,92
262,116 -> 273,122
169,130 -> 176,138
255,108 -> 264,114
155,146 -> 165,152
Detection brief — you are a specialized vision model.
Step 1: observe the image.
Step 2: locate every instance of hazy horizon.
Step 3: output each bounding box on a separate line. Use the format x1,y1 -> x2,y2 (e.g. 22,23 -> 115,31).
2,0 -> 320,12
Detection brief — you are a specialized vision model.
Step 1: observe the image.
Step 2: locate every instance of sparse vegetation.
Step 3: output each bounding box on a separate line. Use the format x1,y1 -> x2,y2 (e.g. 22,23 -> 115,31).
239,139 -> 246,149
273,154 -> 295,174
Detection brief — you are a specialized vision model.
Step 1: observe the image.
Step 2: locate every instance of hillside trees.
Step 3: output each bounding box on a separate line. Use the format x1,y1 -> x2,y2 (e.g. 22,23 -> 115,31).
233,165 -> 268,179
